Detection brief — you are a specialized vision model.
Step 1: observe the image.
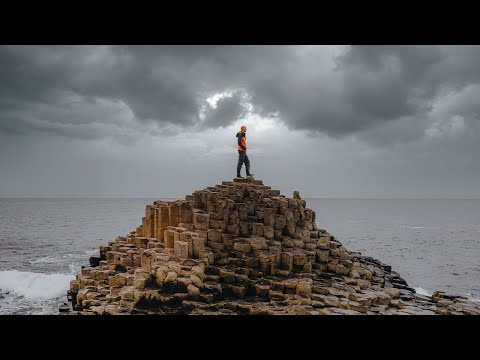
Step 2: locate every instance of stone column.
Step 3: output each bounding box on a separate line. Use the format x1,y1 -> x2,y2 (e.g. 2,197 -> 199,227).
145,205 -> 156,238
164,229 -> 175,249
193,211 -> 210,231
156,204 -> 170,242
236,203 -> 248,221
192,237 -> 206,258
180,202 -> 193,224
169,202 -> 181,227
141,217 -> 147,237
174,241 -> 189,259
263,208 -> 276,227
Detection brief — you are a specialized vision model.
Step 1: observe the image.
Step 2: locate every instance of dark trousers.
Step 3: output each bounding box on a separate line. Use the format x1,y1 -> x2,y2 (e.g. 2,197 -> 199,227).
237,150 -> 250,176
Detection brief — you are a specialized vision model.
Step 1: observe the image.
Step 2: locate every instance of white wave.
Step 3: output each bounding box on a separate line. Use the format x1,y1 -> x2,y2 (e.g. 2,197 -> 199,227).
463,293 -> 480,303
402,225 -> 429,229
414,287 -> 480,303
84,249 -> 99,256
29,256 -> 63,264
414,287 -> 432,296
29,250 -> 98,265
68,263 -> 81,275
0,270 -> 74,299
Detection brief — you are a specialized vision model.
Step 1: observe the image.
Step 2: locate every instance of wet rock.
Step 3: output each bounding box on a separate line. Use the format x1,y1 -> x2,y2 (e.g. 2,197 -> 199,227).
383,288 -> 401,299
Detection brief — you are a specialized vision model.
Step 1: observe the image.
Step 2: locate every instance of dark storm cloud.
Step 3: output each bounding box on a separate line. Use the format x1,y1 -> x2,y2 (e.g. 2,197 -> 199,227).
250,46 -> 444,136
0,45 -> 292,139
1,45 -> 480,144
253,45 -> 480,140
202,91 -> 249,128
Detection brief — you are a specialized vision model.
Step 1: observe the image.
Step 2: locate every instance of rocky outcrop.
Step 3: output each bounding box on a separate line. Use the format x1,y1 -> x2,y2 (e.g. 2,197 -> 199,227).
67,177 -> 480,315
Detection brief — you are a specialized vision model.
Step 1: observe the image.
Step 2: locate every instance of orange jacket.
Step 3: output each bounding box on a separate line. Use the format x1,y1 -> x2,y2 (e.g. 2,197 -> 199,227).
236,131 -> 247,152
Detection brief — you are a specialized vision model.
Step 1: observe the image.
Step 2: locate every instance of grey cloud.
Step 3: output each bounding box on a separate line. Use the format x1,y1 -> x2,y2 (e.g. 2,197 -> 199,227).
328,45 -> 480,143
269,46 -> 443,136
2,45 -> 480,147
203,91 -> 249,128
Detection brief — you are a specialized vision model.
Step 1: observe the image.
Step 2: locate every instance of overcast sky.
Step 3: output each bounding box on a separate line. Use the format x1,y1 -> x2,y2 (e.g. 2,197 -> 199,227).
0,45 -> 479,198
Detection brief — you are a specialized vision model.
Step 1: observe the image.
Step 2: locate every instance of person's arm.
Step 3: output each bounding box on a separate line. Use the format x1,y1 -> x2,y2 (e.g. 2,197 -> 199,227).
238,133 -> 246,151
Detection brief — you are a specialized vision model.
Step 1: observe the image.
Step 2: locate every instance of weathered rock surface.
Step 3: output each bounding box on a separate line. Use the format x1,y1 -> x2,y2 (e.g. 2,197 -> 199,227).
67,177 -> 480,315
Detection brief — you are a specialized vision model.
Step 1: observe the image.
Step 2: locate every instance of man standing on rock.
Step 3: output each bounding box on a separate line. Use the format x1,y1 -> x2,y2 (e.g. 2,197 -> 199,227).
236,125 -> 254,178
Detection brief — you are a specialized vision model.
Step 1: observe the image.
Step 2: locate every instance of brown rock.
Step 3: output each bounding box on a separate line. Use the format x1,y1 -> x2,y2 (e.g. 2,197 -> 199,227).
197,249 -> 214,263
263,208 -> 276,227
163,230 -> 175,249
335,264 -> 350,276
356,279 -> 371,290
209,219 -> 224,230
193,212 -> 210,231
204,281 -> 222,295
377,293 -> 391,305
167,261 -> 182,275
343,277 -> 357,285
280,252 -> 294,271
275,214 -> 287,231
106,294 -> 121,302
436,299 -> 453,307
293,252 -> 307,266
317,237 -> 330,250
250,237 -> 268,251
208,242 -> 226,252
219,269 -> 236,284
207,229 -> 222,242
252,223 -> 264,236
187,284 -> 200,298
173,240 -> 189,259
235,274 -> 249,287
164,271 -> 178,286
133,277 -> 148,290
263,226 -> 274,240
190,274 -> 204,289
255,283 -> 271,297
328,287 -> 349,298
226,224 -> 239,236
119,286 -> 135,301
243,254 -> 259,268
233,241 -> 252,253
323,295 -> 340,307
462,306 -> 480,315
239,222 -> 250,236
384,288 -> 401,299
231,285 -> 246,299
296,281 -> 312,298
348,300 -> 368,313
447,303 -> 464,312
177,277 -> 193,292
191,265 -> 206,281
332,308 -> 362,315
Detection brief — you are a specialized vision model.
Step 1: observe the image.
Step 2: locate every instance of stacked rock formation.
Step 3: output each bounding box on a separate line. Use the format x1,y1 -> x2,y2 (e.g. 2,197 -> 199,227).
68,178 -> 480,315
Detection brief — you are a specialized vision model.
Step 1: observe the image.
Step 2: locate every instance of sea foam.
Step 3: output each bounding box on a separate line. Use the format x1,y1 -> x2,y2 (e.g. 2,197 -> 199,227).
414,287 -> 432,296
0,270 -> 74,299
